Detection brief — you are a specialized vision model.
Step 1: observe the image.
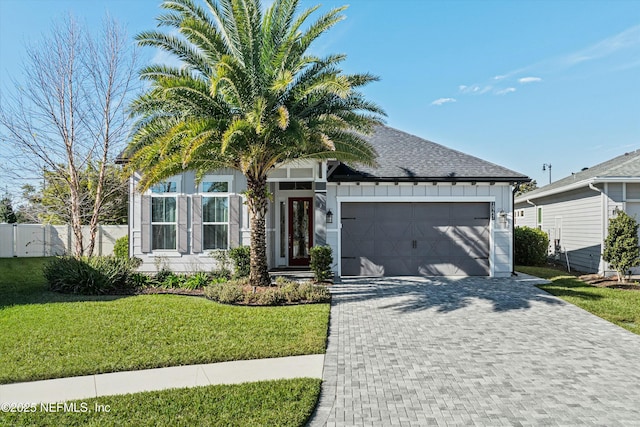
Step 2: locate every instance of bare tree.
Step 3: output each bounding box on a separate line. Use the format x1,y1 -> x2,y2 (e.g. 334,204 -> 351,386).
0,15 -> 138,256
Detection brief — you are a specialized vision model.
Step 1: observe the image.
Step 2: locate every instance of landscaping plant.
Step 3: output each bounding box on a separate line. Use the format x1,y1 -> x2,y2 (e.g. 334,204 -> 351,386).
310,245 -> 333,282
113,235 -> 129,259
229,246 -> 251,279
603,210 -> 640,282
44,256 -> 140,295
514,226 -> 549,266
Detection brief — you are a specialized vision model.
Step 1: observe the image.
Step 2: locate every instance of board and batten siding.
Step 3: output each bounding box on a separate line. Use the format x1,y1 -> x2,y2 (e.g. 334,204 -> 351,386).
325,182 -> 515,278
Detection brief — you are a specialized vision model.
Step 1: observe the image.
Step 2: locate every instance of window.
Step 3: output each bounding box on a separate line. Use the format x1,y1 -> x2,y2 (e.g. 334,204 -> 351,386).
200,177 -> 231,250
151,181 -> 178,250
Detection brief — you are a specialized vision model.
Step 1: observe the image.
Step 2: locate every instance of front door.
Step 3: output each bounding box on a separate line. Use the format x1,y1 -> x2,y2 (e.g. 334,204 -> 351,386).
288,197 -> 313,266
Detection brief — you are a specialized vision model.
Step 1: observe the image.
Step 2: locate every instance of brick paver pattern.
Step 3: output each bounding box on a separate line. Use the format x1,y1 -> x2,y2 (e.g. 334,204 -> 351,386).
309,276 -> 640,426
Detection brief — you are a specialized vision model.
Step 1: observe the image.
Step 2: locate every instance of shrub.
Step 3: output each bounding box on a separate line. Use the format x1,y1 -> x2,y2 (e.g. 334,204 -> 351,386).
256,287 -> 284,305
229,246 -> 251,278
298,282 -> 331,303
310,245 -> 333,282
603,210 -> 640,282
280,281 -> 301,303
514,226 -> 549,266
183,272 -> 211,290
154,268 -> 173,285
161,273 -> 188,289
44,256 -> 138,295
113,235 -> 129,259
211,250 -> 233,280
128,272 -> 150,288
205,281 -> 244,304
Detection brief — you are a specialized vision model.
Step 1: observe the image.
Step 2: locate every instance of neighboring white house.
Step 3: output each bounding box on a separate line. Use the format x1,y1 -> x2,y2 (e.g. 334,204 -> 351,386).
514,149 -> 640,275
124,126 -> 529,278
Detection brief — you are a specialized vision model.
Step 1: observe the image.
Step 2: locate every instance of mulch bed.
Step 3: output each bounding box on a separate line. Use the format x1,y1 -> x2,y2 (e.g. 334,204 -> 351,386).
578,274 -> 640,291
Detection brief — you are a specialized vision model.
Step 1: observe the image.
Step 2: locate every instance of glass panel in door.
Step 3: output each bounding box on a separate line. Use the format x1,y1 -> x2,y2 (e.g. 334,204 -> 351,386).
288,197 -> 313,266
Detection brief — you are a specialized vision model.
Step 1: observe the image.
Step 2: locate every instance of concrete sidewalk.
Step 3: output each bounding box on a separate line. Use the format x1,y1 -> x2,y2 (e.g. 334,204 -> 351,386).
0,354 -> 324,404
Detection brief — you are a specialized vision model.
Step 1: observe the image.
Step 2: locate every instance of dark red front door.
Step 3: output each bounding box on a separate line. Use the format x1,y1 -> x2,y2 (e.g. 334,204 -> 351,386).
288,197 -> 313,266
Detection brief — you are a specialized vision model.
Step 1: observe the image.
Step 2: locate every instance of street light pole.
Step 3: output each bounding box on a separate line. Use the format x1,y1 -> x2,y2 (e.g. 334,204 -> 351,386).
542,163 -> 552,184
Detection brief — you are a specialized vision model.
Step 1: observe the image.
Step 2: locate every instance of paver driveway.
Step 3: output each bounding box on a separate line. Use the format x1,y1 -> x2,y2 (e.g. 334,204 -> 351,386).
309,275 -> 640,426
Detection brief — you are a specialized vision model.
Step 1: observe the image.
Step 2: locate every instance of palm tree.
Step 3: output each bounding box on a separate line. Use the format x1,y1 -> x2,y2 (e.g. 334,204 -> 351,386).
125,0 -> 385,286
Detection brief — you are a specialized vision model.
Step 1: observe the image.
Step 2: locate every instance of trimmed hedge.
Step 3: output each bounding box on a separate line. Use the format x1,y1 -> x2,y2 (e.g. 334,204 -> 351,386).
204,278 -> 330,306
310,245 -> 333,282
514,226 -> 549,266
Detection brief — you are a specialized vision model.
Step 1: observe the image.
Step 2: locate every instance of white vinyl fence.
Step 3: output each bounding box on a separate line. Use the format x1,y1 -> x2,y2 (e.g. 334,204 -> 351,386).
0,224 -> 128,257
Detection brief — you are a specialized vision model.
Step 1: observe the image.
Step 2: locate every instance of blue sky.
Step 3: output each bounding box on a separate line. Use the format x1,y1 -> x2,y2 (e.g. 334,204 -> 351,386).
1,0 -> 639,190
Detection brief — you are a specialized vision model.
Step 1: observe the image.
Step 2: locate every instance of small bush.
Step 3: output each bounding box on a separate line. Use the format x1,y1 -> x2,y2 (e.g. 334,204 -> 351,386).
298,282 -> 331,303
154,268 -> 173,285
113,236 -> 129,259
128,272 -> 150,288
229,246 -> 251,278
257,287 -> 284,306
205,281 -> 244,304
211,250 -> 233,279
280,281 -> 301,303
309,245 -> 333,282
44,256 -> 138,295
603,210 -> 640,282
514,226 -> 549,266
161,273 -> 188,289
183,272 -> 210,290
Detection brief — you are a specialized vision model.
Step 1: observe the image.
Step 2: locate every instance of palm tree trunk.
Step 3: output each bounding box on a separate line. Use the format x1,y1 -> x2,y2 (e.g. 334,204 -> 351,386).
246,174 -> 271,287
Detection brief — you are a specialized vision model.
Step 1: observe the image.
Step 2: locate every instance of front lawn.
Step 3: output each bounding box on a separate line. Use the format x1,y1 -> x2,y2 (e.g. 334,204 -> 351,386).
517,265 -> 640,335
0,378 -> 321,427
0,258 -> 329,384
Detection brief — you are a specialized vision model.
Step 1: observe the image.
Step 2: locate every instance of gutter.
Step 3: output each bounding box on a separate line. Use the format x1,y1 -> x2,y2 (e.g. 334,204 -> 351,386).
516,176 -> 640,204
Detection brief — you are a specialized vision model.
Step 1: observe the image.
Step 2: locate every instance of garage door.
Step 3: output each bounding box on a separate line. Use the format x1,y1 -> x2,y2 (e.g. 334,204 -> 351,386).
341,202 -> 490,276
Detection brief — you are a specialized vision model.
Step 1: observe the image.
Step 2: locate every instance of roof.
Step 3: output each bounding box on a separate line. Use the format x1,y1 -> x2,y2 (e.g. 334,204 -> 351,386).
515,148 -> 640,202
328,125 -> 530,183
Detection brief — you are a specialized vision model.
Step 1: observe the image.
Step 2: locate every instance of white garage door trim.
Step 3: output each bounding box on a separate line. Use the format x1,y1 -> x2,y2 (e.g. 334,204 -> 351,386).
336,196 -> 497,277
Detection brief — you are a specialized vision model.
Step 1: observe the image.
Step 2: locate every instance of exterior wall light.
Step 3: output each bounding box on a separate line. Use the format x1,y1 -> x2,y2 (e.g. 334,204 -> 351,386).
498,209 -> 507,227
326,209 -> 333,224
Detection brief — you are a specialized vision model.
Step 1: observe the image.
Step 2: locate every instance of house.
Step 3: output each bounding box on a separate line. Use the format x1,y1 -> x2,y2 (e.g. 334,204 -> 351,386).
126,125 -> 529,278
514,149 -> 640,275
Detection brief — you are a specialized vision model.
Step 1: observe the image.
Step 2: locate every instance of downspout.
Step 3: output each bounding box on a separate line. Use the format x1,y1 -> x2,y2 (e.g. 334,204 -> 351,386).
589,182 -> 606,275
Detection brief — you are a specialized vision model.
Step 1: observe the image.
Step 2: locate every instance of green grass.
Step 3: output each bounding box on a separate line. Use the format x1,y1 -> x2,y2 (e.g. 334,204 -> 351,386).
0,258 -> 329,384
0,378 -> 321,427
517,265 -> 640,335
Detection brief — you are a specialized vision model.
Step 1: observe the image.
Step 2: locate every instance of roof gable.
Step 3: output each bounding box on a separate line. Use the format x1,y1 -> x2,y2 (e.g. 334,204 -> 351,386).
329,125 -> 529,182
516,149 -> 640,201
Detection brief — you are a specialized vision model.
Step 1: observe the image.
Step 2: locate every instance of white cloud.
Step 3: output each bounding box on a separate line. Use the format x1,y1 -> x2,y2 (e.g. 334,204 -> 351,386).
496,87 -> 516,95
518,76 -> 542,84
563,24 -> 640,67
493,75 -> 507,80
431,97 -> 456,106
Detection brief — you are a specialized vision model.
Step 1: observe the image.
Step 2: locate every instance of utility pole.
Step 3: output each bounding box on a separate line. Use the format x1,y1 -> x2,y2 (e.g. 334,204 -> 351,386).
542,163 -> 552,184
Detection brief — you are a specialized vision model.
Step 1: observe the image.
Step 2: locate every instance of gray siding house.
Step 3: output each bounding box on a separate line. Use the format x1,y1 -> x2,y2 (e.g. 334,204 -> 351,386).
128,126 -> 529,278
514,149 -> 640,275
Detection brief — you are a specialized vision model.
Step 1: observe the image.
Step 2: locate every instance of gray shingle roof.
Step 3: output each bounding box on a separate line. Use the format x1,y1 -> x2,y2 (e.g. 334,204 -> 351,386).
517,148 -> 640,200
328,125 -> 529,182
